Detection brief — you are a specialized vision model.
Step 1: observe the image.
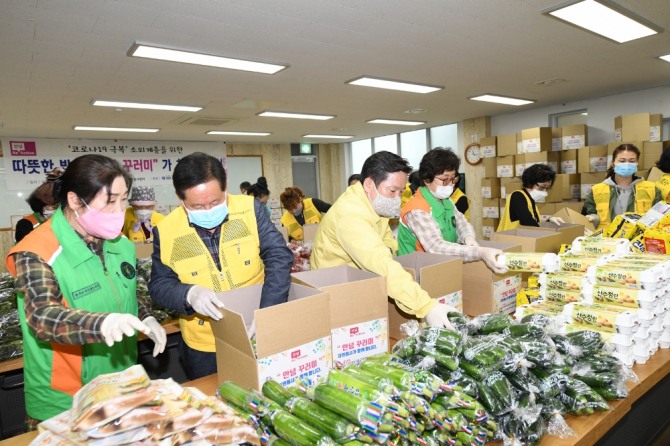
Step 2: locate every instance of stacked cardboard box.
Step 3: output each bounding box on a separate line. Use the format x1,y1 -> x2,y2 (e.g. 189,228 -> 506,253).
615,113 -> 663,143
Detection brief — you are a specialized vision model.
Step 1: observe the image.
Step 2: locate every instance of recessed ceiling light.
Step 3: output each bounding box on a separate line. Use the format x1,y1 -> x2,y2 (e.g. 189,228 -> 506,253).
207,131 -> 271,136
303,134 -> 354,139
469,94 -> 536,106
544,0 -> 660,43
128,42 -> 288,74
92,99 -> 202,112
660,54 -> 670,63
74,126 -> 159,133
346,76 -> 443,94
367,119 -> 425,126
257,111 -> 335,120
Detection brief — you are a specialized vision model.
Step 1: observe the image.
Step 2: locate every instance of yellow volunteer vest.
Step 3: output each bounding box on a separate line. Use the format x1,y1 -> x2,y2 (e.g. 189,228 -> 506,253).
157,194 -> 264,352
656,173 -> 670,203
497,190 -> 540,232
592,181 -> 656,230
450,188 -> 471,220
400,183 -> 413,209
280,198 -> 322,241
123,208 -> 165,242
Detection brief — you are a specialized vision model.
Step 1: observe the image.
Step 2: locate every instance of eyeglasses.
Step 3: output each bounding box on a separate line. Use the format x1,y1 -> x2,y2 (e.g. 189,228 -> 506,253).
535,183 -> 552,192
434,176 -> 458,186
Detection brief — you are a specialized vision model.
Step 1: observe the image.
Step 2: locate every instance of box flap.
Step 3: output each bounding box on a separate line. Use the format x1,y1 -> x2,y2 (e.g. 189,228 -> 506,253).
552,207 -> 596,233
395,252 -> 459,282
275,225 -> 289,243
211,307 -> 256,358
302,224 -> 319,242
647,166 -> 664,183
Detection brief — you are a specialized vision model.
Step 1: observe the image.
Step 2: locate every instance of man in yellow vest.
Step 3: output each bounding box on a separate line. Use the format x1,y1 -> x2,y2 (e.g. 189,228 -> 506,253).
122,185 -> 165,242
312,151 -> 461,329
148,152 -> 294,380
279,186 -> 331,242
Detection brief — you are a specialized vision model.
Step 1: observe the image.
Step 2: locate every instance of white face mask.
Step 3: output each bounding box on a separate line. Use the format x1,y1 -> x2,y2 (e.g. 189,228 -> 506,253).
529,189 -> 548,202
433,185 -> 454,200
42,209 -> 56,218
369,183 -> 401,218
134,209 -> 153,220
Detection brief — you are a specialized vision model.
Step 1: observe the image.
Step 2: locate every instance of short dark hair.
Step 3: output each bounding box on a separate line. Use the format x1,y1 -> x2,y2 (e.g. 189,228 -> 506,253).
280,186 -> 304,209
419,147 -> 460,184
608,144 -> 641,178
348,174 -> 361,185
408,171 -> 421,194
173,152 -> 227,200
521,163 -> 556,189
657,147 -> 670,173
247,176 -> 270,198
240,181 -> 251,191
360,152 -> 412,187
55,154 -> 132,208
26,193 -> 46,214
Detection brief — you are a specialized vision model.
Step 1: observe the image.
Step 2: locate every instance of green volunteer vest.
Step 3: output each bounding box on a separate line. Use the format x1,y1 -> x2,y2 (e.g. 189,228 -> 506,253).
16,207 -> 138,421
398,186 -> 457,255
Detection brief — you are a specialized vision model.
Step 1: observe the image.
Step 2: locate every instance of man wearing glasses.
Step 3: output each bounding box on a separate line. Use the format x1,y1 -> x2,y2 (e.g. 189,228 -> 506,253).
398,148 -> 507,274
497,163 -> 564,231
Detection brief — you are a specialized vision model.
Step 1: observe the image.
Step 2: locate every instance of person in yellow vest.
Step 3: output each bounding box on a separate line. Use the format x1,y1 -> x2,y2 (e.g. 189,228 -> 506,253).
5,154 -> 166,425
398,148 -> 506,273
312,151 -> 462,329
400,171 -> 420,210
654,147 -> 670,202
449,173 -> 471,220
15,167 -> 64,243
148,152 -> 294,380
279,187 -> 331,242
583,144 -> 662,230
498,163 -> 564,231
122,185 -> 165,242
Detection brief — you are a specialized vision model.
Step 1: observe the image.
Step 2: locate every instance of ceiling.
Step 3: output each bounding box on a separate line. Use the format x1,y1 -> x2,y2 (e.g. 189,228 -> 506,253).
2,0 -> 670,145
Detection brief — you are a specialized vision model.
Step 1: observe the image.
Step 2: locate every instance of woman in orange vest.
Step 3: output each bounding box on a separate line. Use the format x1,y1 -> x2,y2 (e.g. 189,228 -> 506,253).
15,167 -> 64,243
583,144 -> 662,230
279,186 -> 331,241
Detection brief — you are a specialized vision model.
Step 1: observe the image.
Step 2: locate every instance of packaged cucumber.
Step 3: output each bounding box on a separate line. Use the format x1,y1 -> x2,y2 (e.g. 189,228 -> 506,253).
270,409 -> 337,446
285,396 -> 359,443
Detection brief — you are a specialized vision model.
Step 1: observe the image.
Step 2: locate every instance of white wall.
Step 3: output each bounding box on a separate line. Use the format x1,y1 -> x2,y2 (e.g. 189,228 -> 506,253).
491,85 -> 670,145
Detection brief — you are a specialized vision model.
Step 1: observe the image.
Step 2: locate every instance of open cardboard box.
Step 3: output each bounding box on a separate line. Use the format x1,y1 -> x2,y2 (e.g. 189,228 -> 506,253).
462,240 -> 522,316
390,253 -> 463,339
491,228 -> 564,254
302,224 -> 319,243
211,283 -> 332,390
552,207 -> 595,234
291,266 -> 388,365
519,221 -> 585,246
275,225 -> 289,243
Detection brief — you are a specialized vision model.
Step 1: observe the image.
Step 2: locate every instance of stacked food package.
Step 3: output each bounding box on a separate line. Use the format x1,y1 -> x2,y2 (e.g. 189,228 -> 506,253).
0,273 -> 21,361
599,203 -> 670,254
136,258 -> 178,324
32,364 -> 260,445
288,243 -> 312,273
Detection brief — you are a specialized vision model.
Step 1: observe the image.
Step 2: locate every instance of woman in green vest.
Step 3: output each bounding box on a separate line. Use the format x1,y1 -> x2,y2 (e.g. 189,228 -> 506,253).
6,154 -> 166,425
398,148 -> 506,274
279,186 -> 331,242
583,144 -> 662,230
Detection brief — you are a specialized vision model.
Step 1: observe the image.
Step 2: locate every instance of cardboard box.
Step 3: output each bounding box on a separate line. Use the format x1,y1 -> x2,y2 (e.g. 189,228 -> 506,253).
391,253 -> 463,339
537,203 -> 556,222
620,113 -> 663,142
515,153 -> 527,177
302,224 -> 319,243
500,178 -> 523,199
524,221 -> 585,246
535,174 -> 563,203
496,155 -> 515,178
580,172 -> 606,200
481,177 -> 501,199
462,240 -> 522,316
647,166 -> 665,183
483,198 -> 500,218
578,145 -> 608,173
558,173 -> 581,200
212,283 -> 332,390
561,200 -> 585,213
521,127 -> 552,153
480,136 -> 497,158
552,128 -> 562,152
552,207 -> 595,234
275,225 -> 289,243
483,157 -> 497,178
482,218 -> 499,239
525,151 -> 559,174
134,242 -> 153,259
291,266 -> 388,365
517,133 -> 523,155
492,228 -> 564,253
497,133 -> 517,156
561,125 -> 588,150
560,150 -> 578,174
642,141 -> 670,170
614,116 -> 623,142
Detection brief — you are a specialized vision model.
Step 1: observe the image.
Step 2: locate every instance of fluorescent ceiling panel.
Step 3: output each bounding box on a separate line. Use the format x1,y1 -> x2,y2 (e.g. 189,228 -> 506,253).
74,126 -> 159,133
93,100 -> 202,112
346,76 -> 443,94
257,111 -> 335,120
545,0 -> 659,43
469,94 -> 535,106
207,131 -> 271,136
660,54 -> 670,63
367,119 -> 425,126
303,134 -> 354,139
128,43 -> 288,74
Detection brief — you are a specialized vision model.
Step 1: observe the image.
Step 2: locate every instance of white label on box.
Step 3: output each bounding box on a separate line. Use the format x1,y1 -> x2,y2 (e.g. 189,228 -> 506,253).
437,290 -> 463,312
497,164 -> 514,178
570,184 -> 580,199
581,184 -> 595,200
482,145 -> 496,158
483,225 -> 494,239
258,337 -> 332,388
561,160 -> 577,174
517,141 -> 524,154
552,137 -> 562,152
483,206 -> 500,219
590,156 -> 608,172
614,128 -> 622,142
493,274 -> 521,314
501,186 -> 507,199
650,126 -> 661,142
482,186 -> 492,198
515,163 -> 526,177
562,135 -> 585,150
331,318 -> 388,366
522,139 -> 541,153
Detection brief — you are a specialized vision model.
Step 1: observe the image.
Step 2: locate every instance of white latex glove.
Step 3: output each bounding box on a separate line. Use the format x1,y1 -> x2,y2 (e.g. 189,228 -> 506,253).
187,286 -> 225,320
143,316 -> 167,357
463,236 -> 479,247
586,215 -> 595,222
548,216 -> 565,226
424,303 -> 457,330
478,247 -> 508,274
246,319 -> 256,340
100,313 -> 150,347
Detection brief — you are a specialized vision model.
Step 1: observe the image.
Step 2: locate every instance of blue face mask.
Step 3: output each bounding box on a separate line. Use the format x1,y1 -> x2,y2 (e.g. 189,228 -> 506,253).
614,162 -> 638,177
184,201 -> 228,229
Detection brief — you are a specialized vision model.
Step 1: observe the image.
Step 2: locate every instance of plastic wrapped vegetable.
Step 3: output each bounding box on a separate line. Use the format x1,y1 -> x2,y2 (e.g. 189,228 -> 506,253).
311,384 -> 384,434
285,396 -> 359,443
271,409 -> 337,446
